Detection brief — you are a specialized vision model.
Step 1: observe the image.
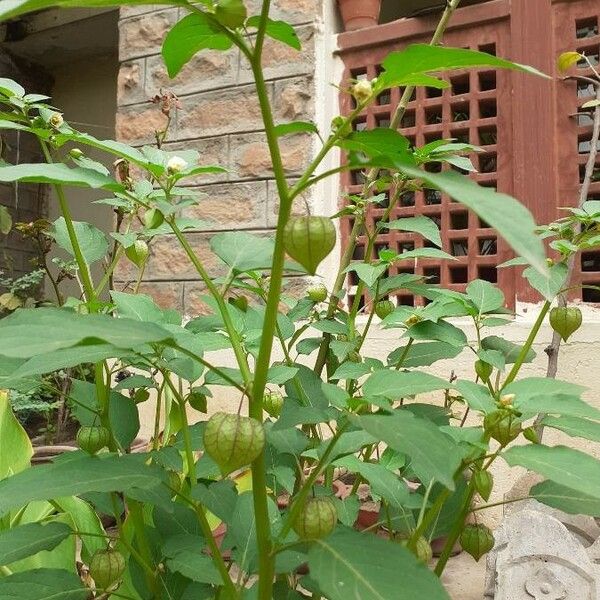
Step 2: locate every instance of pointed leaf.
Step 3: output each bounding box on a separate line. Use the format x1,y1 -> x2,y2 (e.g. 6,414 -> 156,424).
162,12 -> 234,78
0,522 -> 72,566
0,568 -> 88,600
363,370 -> 452,400
531,480 -> 600,517
0,390 -> 32,478
386,216 -> 442,248
308,528 -> 450,600
353,412 -> 462,489
466,279 -> 505,315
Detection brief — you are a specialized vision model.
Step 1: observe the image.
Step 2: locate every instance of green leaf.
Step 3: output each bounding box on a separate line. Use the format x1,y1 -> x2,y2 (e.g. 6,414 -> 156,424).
246,16 -> 301,50
363,370 -> 451,400
353,412 -> 462,489
387,342 -> 461,368
541,415 -> 600,442
0,568 -> 88,600
406,319 -> 467,348
308,528 -> 450,600
340,128 -> 410,157
110,291 -> 166,322
531,480 -> 600,517
523,262 -> 568,300
215,0 -> 247,28
229,492 -> 282,572
504,377 -> 586,402
400,168 -> 548,276
334,455 -> 409,507
0,163 -> 120,191
331,361 -> 371,380
274,121 -> 317,137
11,345 -> 121,379
0,308 -> 172,358
0,522 -> 71,566
455,381 -> 496,414
52,218 -> 108,265
210,231 -> 274,272
0,78 -> 25,97
481,335 -> 535,364
503,445 -> 600,499
386,216 -> 441,248
378,44 -> 546,90
0,0 -> 175,22
163,535 -> 222,585
0,454 -> 165,514
347,263 -> 387,288
162,12 -> 234,78
466,279 -> 505,315
0,205 -> 12,235
397,247 -> 455,261
0,391 -> 32,478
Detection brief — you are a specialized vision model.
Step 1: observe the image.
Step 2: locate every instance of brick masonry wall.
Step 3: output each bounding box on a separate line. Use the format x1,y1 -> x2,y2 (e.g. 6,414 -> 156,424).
114,1 -> 321,315
0,52 -> 52,283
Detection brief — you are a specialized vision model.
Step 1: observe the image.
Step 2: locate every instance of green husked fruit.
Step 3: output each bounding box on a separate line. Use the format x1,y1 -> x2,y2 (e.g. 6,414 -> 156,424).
203,412 -> 265,475
89,548 -> 126,590
401,536 -> 433,563
125,239 -> 149,267
459,524 -> 494,561
307,283 -> 328,303
77,426 -> 111,455
473,470 -> 493,501
143,208 -> 163,230
483,410 -> 521,446
549,306 -> 582,342
375,300 -> 395,320
293,496 -> 338,540
187,391 -> 207,413
263,390 -> 284,418
283,216 -> 336,275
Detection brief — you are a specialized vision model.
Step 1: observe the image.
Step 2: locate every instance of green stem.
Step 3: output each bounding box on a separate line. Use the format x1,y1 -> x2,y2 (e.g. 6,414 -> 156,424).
276,426 -> 345,544
433,481 -> 475,576
501,300 -> 551,388
162,374 -> 238,597
407,489 -> 450,551
168,218 -> 252,388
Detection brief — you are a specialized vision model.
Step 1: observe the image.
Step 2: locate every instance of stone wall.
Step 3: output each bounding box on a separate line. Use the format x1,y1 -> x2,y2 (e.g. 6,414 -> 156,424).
0,51 -> 52,283
114,1 -> 321,315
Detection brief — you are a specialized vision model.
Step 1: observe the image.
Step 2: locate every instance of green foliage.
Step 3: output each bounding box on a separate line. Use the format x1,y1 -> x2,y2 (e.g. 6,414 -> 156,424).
0,4 -> 596,599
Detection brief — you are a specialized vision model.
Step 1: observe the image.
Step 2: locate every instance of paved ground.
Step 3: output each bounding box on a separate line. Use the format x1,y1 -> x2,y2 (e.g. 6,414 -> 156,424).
441,552 -> 486,599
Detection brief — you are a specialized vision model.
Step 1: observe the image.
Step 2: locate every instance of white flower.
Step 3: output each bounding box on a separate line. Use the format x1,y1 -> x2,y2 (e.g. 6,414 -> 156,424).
167,156 -> 188,174
352,79 -> 373,103
48,112 -> 64,129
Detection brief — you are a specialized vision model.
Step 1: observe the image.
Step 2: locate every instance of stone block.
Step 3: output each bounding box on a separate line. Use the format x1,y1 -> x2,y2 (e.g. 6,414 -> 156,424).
118,59 -> 147,107
116,103 -> 170,145
181,181 -> 268,231
273,75 -> 315,122
239,25 -> 315,83
164,136 -> 229,184
245,0 -> 321,24
230,132 -> 311,180
146,48 -> 239,97
177,84 -> 268,138
119,8 -> 179,61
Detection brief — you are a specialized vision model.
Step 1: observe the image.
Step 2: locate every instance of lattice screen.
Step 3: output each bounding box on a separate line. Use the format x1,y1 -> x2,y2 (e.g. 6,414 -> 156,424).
555,1 -> 600,302
340,17 -> 514,309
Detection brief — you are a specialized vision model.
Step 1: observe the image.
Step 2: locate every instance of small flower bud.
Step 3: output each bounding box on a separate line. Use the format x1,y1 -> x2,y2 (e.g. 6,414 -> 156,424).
352,80 -> 373,104
499,393 -> 515,407
167,156 -> 188,174
69,148 -> 84,159
48,112 -> 64,129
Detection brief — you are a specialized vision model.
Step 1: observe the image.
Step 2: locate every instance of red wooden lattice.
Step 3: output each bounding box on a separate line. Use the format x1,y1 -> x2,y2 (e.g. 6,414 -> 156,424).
338,0 -> 600,307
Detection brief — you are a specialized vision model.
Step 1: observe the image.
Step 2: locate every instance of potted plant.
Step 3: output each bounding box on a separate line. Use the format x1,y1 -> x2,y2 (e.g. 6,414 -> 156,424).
337,0 -> 382,31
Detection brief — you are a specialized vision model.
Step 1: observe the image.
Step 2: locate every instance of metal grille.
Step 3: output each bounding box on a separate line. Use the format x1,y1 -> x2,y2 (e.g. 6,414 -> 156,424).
339,12 -> 514,309
555,1 -> 600,303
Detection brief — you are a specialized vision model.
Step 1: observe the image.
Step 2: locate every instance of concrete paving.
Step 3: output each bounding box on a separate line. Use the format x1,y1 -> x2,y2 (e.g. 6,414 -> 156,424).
441,552 -> 486,600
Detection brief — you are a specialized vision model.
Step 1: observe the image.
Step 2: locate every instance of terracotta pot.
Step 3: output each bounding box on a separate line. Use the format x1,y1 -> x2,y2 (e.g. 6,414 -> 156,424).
337,0 -> 381,31
431,535 -> 462,557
